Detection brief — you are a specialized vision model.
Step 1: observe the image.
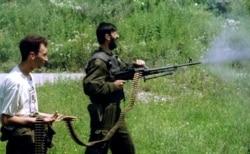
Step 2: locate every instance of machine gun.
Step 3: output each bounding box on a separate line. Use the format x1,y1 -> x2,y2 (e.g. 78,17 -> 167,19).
112,61 -> 201,82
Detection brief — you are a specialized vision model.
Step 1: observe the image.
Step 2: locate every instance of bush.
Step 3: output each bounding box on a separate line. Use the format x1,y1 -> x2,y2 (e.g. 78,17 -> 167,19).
0,0 -> 247,72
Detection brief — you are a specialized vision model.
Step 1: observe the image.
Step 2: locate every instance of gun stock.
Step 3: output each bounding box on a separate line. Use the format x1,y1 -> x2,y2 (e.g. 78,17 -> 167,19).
112,61 -> 201,81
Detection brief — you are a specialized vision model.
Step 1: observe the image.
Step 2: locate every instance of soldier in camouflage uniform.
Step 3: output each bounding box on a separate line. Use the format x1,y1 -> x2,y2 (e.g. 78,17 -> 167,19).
83,22 -> 145,154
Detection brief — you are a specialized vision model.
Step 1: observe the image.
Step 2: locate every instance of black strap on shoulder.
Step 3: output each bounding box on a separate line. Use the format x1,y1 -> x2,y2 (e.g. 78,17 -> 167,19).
89,50 -> 110,63
88,50 -> 117,70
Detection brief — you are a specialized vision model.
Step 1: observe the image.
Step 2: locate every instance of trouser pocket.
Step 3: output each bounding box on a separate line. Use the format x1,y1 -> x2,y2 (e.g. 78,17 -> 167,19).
12,127 -> 35,146
88,103 -> 104,131
102,103 -> 118,131
0,126 -> 13,141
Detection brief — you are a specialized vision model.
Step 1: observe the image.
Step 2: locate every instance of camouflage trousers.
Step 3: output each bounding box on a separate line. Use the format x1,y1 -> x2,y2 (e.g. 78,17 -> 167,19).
1,124 -> 55,154
85,103 -> 135,154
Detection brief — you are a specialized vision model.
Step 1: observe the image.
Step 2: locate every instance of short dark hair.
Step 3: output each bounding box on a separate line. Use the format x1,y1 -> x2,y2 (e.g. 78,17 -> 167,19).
96,22 -> 117,44
19,35 -> 48,62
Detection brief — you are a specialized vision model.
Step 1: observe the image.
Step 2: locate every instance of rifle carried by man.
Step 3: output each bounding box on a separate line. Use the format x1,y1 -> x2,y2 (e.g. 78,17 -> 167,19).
111,61 -> 201,81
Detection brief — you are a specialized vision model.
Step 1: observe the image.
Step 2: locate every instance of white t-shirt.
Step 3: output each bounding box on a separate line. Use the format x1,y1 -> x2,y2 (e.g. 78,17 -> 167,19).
0,66 -> 39,121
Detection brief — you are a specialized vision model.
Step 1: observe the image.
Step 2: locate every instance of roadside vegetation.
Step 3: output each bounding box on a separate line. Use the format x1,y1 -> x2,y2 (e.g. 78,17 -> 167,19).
0,0 -> 227,72
1,0 -> 250,153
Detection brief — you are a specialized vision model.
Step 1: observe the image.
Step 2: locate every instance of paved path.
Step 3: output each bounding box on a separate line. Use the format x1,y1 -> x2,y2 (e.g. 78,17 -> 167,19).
0,73 -> 84,86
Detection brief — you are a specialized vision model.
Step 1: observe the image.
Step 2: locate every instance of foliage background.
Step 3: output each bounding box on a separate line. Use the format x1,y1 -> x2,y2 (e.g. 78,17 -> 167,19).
0,0 -> 235,72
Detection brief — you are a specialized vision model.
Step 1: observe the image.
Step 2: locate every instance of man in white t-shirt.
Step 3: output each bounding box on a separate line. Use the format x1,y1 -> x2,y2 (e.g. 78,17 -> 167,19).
0,35 -> 58,154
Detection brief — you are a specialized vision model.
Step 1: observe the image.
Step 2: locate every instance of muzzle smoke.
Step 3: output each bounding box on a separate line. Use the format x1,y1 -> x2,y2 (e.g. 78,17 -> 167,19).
201,19 -> 250,81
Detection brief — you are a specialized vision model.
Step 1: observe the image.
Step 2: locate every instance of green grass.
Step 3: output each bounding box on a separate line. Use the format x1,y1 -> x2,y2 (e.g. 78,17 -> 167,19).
2,69 -> 250,154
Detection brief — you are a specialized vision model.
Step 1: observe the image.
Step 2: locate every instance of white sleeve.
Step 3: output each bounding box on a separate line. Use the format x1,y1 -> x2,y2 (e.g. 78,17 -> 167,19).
0,79 -> 20,117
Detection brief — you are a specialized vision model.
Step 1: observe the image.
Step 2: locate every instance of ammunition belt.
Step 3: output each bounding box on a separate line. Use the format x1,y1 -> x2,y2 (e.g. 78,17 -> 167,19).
34,117 -> 47,154
64,120 -> 91,146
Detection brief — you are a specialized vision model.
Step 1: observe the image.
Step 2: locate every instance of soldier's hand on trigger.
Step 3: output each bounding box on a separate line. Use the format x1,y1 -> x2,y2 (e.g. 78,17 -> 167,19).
114,80 -> 126,89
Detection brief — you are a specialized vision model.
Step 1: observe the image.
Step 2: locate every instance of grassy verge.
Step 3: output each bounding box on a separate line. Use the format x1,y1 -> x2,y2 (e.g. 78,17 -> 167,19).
1,69 -> 250,154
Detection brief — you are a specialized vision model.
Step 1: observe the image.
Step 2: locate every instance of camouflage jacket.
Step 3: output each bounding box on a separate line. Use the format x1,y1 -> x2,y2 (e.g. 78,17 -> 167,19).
83,48 -> 132,104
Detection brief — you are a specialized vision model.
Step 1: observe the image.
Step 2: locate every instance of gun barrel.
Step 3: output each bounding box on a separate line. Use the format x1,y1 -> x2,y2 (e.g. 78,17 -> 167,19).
172,61 -> 201,68
112,61 -> 201,81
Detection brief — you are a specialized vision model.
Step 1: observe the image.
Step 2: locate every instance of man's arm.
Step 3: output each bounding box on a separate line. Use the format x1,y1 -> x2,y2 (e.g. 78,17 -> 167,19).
83,59 -> 120,96
1,112 -> 58,126
1,114 -> 36,125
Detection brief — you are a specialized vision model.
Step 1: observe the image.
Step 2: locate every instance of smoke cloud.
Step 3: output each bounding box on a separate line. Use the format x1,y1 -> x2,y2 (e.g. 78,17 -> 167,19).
202,19 -> 250,82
